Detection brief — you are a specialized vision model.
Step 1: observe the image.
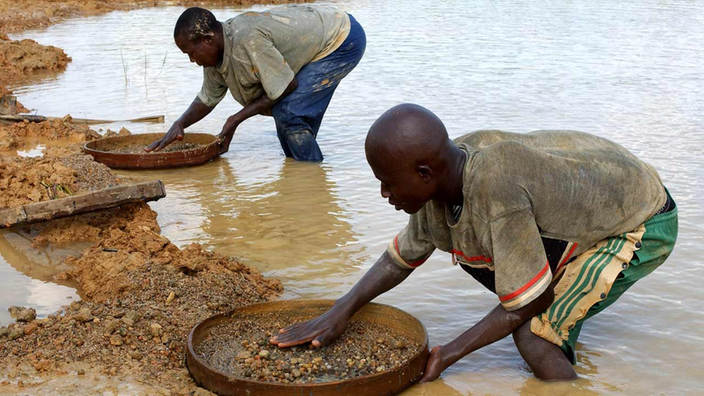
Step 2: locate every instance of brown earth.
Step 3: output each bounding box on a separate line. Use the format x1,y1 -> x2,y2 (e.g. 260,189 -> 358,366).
0,117 -> 101,151
0,34 -> 71,87
0,201 -> 282,394
0,0 -> 307,34
0,153 -> 120,209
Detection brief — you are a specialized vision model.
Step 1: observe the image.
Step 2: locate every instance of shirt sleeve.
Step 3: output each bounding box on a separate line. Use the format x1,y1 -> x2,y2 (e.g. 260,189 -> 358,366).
197,67 -> 228,107
486,208 -> 552,311
386,211 -> 436,270
245,37 -> 295,101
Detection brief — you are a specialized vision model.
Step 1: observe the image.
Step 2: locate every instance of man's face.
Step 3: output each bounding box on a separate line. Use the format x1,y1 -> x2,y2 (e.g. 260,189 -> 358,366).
368,155 -> 435,215
175,34 -> 219,68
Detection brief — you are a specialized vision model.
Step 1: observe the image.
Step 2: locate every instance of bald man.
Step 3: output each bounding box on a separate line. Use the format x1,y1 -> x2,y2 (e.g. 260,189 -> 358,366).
270,104 -> 678,382
147,5 -> 366,161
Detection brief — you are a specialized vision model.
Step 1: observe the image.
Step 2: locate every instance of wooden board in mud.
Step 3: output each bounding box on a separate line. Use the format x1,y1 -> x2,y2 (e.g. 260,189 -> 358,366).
0,180 -> 166,228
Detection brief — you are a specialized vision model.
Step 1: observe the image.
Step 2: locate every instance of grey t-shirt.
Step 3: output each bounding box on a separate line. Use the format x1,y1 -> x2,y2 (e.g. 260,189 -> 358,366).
197,5 -> 350,107
388,130 -> 667,311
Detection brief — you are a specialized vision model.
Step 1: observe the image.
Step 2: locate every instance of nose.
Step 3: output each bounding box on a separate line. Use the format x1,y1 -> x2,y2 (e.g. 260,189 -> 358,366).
380,183 -> 391,199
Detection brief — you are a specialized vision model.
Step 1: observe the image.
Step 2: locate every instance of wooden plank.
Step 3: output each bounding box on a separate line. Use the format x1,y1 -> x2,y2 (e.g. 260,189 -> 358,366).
0,180 -> 166,228
0,114 -> 165,125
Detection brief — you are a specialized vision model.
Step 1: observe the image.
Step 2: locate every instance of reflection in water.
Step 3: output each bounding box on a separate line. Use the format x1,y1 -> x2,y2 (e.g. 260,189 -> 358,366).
122,157 -> 365,298
0,231 -> 79,325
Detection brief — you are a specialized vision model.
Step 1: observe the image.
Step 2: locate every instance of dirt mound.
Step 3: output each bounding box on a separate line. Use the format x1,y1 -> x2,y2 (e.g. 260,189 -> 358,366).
0,117 -> 101,151
0,35 -> 71,86
0,154 -> 120,209
0,201 -> 282,394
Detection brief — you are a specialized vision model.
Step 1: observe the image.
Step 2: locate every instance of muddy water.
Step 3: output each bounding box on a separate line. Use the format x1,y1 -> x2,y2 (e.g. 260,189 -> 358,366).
4,0 -> 704,394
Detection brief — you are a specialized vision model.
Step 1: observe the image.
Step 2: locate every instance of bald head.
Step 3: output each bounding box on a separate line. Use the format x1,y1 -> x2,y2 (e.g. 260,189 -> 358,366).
366,104 -> 463,214
366,103 -> 451,168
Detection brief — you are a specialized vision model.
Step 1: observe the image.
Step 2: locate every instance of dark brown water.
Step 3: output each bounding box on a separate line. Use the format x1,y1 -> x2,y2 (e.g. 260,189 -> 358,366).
3,0 -> 703,394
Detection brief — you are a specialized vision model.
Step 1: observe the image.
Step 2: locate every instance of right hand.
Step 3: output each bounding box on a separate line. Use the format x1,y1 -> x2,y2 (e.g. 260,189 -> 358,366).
269,307 -> 350,348
145,121 -> 185,152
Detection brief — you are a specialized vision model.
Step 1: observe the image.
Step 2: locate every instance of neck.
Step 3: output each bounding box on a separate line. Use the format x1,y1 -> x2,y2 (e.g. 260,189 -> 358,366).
436,145 -> 467,206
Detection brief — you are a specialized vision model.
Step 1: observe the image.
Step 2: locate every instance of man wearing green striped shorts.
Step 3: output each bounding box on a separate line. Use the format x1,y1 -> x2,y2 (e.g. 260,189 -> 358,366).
269,104 -> 678,382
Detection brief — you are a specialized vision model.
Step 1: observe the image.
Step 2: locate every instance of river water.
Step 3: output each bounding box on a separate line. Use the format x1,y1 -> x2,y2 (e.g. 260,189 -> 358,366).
4,0 -> 703,394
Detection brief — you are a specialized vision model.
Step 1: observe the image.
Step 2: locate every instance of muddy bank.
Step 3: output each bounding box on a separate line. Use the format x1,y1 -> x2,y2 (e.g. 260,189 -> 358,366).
0,196 -> 282,394
0,117 -> 103,152
0,153 -> 119,209
0,34 -> 71,87
0,86 -> 28,115
0,0 -> 306,34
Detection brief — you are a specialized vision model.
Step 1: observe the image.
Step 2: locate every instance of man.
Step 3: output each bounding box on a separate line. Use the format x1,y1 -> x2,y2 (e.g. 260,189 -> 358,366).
270,104 -> 678,381
147,5 -> 366,161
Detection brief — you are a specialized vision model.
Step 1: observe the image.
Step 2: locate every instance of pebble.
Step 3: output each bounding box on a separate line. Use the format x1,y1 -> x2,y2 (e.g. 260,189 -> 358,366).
150,323 -> 162,337
74,307 -> 93,323
8,306 -> 36,322
130,351 -> 143,360
77,369 -> 85,376
166,291 -> 175,305
291,369 -> 301,378
110,334 -> 123,346
258,350 -> 270,358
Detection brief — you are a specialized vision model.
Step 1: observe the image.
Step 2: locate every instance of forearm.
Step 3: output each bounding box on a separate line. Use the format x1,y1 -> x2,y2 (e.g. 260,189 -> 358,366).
176,97 -> 215,129
229,78 -> 298,124
333,251 -> 414,319
442,286 -> 554,368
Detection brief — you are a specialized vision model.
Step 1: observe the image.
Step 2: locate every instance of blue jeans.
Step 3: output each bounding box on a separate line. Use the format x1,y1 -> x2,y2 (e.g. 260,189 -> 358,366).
272,14 -> 366,161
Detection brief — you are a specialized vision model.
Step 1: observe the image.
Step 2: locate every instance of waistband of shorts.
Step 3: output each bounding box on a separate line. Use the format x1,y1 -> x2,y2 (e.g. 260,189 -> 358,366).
646,187 -> 677,226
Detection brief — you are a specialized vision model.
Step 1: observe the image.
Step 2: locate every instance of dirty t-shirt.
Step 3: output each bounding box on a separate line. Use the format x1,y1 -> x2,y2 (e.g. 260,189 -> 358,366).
387,130 -> 667,311
197,5 -> 350,107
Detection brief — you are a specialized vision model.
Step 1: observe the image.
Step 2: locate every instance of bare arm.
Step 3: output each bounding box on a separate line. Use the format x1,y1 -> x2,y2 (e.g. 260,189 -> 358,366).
270,251 -> 413,348
420,284 -> 555,382
217,77 -> 298,154
146,97 -> 214,152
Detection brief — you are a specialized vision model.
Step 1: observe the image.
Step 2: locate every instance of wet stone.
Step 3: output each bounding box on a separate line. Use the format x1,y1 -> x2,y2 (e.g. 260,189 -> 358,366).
8,306 -> 36,323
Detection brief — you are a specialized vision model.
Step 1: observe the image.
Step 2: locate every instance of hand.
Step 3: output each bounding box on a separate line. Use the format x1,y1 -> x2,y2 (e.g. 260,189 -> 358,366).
146,121 -> 185,152
419,345 -> 446,383
269,307 -> 350,348
217,115 -> 241,154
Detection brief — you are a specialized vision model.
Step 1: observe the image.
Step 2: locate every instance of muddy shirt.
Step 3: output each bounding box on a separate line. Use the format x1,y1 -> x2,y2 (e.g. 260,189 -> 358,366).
387,130 -> 667,311
197,5 -> 350,107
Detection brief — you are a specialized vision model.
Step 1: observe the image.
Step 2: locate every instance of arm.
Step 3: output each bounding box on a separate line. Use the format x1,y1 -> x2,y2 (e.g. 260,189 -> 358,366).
146,97 -> 214,152
217,77 -> 298,154
420,283 -> 555,382
270,250 -> 413,348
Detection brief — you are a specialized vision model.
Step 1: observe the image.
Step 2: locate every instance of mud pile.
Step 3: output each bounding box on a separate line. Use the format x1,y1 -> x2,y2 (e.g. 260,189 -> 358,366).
0,202 -> 282,394
0,153 -> 120,209
0,117 -> 101,151
0,35 -> 71,86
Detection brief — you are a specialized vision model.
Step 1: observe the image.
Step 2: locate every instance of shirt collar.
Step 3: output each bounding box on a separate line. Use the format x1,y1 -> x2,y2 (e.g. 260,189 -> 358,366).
216,21 -> 232,74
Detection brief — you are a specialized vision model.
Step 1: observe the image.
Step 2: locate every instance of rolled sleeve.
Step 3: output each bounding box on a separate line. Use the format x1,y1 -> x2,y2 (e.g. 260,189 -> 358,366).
386,212 -> 436,270
197,68 -> 227,107
488,209 -> 552,311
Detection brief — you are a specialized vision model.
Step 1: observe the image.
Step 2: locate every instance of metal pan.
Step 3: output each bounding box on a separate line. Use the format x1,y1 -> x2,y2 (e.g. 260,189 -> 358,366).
83,133 -> 220,169
187,299 -> 429,396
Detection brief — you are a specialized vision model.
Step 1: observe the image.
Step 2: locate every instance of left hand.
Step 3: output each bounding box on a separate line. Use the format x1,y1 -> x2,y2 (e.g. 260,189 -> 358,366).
419,345 -> 446,383
217,115 -> 241,154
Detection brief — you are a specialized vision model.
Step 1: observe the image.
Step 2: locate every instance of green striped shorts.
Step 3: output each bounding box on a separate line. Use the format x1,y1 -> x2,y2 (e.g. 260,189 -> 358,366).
530,190 -> 678,363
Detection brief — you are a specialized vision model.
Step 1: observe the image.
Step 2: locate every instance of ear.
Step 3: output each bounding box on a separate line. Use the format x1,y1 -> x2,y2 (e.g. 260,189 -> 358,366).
417,165 -> 433,183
